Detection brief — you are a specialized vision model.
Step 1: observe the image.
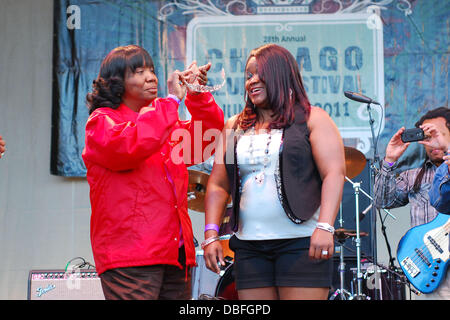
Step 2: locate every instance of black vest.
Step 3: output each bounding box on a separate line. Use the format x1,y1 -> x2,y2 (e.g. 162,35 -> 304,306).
225,108 -> 322,232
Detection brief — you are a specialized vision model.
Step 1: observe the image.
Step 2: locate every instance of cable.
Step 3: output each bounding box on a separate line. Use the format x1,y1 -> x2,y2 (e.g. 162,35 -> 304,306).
65,257 -> 96,273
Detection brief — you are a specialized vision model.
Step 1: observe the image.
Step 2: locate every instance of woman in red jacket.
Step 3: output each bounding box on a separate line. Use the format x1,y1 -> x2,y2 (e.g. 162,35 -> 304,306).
82,45 -> 224,300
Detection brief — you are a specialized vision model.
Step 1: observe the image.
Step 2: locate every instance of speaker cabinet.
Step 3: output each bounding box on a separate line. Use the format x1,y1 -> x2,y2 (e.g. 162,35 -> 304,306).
28,269 -> 105,300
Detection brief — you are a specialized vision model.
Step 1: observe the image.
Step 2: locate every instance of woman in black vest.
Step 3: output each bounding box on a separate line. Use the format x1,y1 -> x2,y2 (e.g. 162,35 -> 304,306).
203,44 -> 345,300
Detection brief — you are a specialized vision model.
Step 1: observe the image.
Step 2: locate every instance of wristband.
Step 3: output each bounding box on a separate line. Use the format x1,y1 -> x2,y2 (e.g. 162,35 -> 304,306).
316,222 -> 335,234
205,223 -> 220,233
167,94 -> 181,105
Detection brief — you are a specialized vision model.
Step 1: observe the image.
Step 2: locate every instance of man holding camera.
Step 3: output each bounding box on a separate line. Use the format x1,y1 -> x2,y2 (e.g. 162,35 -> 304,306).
373,106 -> 450,300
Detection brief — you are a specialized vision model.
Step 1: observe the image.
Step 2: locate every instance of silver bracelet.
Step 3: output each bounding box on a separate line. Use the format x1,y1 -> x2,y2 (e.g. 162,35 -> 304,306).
201,236 -> 220,250
316,222 -> 335,234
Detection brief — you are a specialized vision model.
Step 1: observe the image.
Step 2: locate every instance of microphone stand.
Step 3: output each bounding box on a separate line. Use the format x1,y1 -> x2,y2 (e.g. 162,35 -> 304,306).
343,94 -> 398,299
366,102 -> 382,300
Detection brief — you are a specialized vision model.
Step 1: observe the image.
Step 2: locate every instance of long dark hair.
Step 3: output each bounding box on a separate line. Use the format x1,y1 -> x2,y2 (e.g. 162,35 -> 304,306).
86,45 -> 154,115
412,106 -> 450,192
238,44 -> 311,131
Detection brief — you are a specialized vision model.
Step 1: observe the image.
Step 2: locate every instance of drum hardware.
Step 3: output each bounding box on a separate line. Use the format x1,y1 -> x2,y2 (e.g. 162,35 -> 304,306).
198,293 -> 224,300
344,173 -> 396,300
330,146 -> 395,300
187,170 -> 210,212
331,202 -> 351,300
350,263 -> 409,300
191,234 -> 238,300
214,262 -> 239,300
345,177 -> 371,300
329,225 -> 370,300
336,239 -> 413,300
329,227 -> 353,299
329,147 -> 368,299
197,256 -> 235,300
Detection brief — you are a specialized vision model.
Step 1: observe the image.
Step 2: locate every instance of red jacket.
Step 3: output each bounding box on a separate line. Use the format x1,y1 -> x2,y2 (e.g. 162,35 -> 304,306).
82,93 -> 224,275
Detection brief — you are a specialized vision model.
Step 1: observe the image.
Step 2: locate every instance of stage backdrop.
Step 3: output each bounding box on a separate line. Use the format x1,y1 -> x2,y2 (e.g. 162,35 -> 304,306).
51,0 -> 449,177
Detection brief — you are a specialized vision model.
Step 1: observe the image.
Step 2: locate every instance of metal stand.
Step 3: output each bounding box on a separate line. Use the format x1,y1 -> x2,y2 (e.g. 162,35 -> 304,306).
329,204 -> 352,300
350,179 -> 366,299
345,176 -> 396,300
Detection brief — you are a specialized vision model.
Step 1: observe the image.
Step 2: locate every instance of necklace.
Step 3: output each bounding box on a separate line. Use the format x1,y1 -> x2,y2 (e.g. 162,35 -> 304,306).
247,127 -> 272,184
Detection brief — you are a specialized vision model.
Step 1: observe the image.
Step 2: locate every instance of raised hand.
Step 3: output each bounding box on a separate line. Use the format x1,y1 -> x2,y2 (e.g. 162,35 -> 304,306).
384,127 -> 410,163
419,122 -> 449,152
180,61 -> 213,94
167,70 -> 187,102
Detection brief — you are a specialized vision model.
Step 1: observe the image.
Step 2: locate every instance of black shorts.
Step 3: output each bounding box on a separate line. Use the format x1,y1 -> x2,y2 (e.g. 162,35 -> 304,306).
229,235 -> 333,290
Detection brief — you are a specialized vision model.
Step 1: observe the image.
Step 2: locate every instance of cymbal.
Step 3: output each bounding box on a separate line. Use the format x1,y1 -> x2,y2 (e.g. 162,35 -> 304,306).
187,170 -> 210,212
344,146 -> 366,179
335,228 -> 369,241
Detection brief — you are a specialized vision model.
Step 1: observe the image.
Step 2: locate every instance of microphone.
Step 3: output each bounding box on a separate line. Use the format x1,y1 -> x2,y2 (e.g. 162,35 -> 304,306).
358,203 -> 373,221
344,91 -> 380,105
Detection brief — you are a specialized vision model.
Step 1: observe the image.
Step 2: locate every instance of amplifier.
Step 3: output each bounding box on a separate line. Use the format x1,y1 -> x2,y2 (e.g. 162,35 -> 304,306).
28,269 -> 105,300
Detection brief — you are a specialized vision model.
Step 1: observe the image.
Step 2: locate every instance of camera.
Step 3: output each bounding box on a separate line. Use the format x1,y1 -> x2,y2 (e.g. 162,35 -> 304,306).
401,128 -> 425,143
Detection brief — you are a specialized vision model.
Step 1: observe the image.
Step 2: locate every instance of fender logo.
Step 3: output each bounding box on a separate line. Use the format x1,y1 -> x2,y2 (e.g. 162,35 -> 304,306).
36,284 -> 56,297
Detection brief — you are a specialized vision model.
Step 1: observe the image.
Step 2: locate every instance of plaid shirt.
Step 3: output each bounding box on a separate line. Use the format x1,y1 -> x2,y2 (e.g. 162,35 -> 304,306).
374,159 -> 439,227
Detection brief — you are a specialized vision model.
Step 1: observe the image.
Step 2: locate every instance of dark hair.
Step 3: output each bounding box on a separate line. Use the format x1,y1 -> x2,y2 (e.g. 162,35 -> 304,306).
86,45 -> 154,115
412,106 -> 450,192
414,106 -> 450,129
238,44 -> 311,131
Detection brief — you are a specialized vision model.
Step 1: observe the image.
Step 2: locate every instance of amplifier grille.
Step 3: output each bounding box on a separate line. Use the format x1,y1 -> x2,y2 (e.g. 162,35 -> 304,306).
28,269 -> 105,300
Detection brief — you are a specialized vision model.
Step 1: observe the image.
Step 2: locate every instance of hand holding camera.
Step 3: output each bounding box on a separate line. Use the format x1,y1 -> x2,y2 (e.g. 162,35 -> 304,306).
418,123 -> 449,154
384,127 -> 412,164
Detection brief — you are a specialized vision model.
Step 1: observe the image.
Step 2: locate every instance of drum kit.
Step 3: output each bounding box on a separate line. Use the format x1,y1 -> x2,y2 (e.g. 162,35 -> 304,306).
187,146 -> 406,300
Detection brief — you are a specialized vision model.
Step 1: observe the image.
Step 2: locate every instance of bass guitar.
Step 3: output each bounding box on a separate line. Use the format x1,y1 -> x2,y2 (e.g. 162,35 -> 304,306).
397,213 -> 449,294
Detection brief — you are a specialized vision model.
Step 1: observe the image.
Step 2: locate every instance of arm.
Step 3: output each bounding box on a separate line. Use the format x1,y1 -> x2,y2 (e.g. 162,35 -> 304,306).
182,92 -> 225,165
0,135 -> 5,158
429,162 -> 450,214
373,127 -> 412,209
82,98 -> 180,171
308,107 -> 346,260
421,122 -> 450,213
172,61 -> 224,165
373,161 -> 411,209
203,116 -> 236,273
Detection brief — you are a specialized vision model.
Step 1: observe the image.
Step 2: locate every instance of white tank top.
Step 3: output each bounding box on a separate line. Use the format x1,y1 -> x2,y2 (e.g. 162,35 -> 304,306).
235,129 -> 319,240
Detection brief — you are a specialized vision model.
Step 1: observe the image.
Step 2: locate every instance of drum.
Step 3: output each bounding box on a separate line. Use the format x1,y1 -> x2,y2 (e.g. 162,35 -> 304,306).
191,234 -> 236,300
215,263 -> 239,300
351,265 -> 406,300
191,251 -> 220,300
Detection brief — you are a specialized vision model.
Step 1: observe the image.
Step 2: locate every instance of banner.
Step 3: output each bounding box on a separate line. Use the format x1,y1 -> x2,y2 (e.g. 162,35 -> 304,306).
51,0 -> 449,177
186,13 -> 384,154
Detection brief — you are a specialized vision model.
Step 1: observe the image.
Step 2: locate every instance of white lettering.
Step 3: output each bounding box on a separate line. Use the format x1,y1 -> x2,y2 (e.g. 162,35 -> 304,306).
66,5 -> 81,30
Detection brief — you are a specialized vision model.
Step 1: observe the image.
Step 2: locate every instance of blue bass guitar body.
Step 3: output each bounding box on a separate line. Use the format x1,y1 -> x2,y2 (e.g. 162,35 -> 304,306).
397,214 -> 449,293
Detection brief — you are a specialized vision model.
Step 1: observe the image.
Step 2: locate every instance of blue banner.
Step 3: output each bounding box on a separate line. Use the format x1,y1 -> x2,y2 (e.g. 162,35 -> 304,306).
51,0 -> 449,177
